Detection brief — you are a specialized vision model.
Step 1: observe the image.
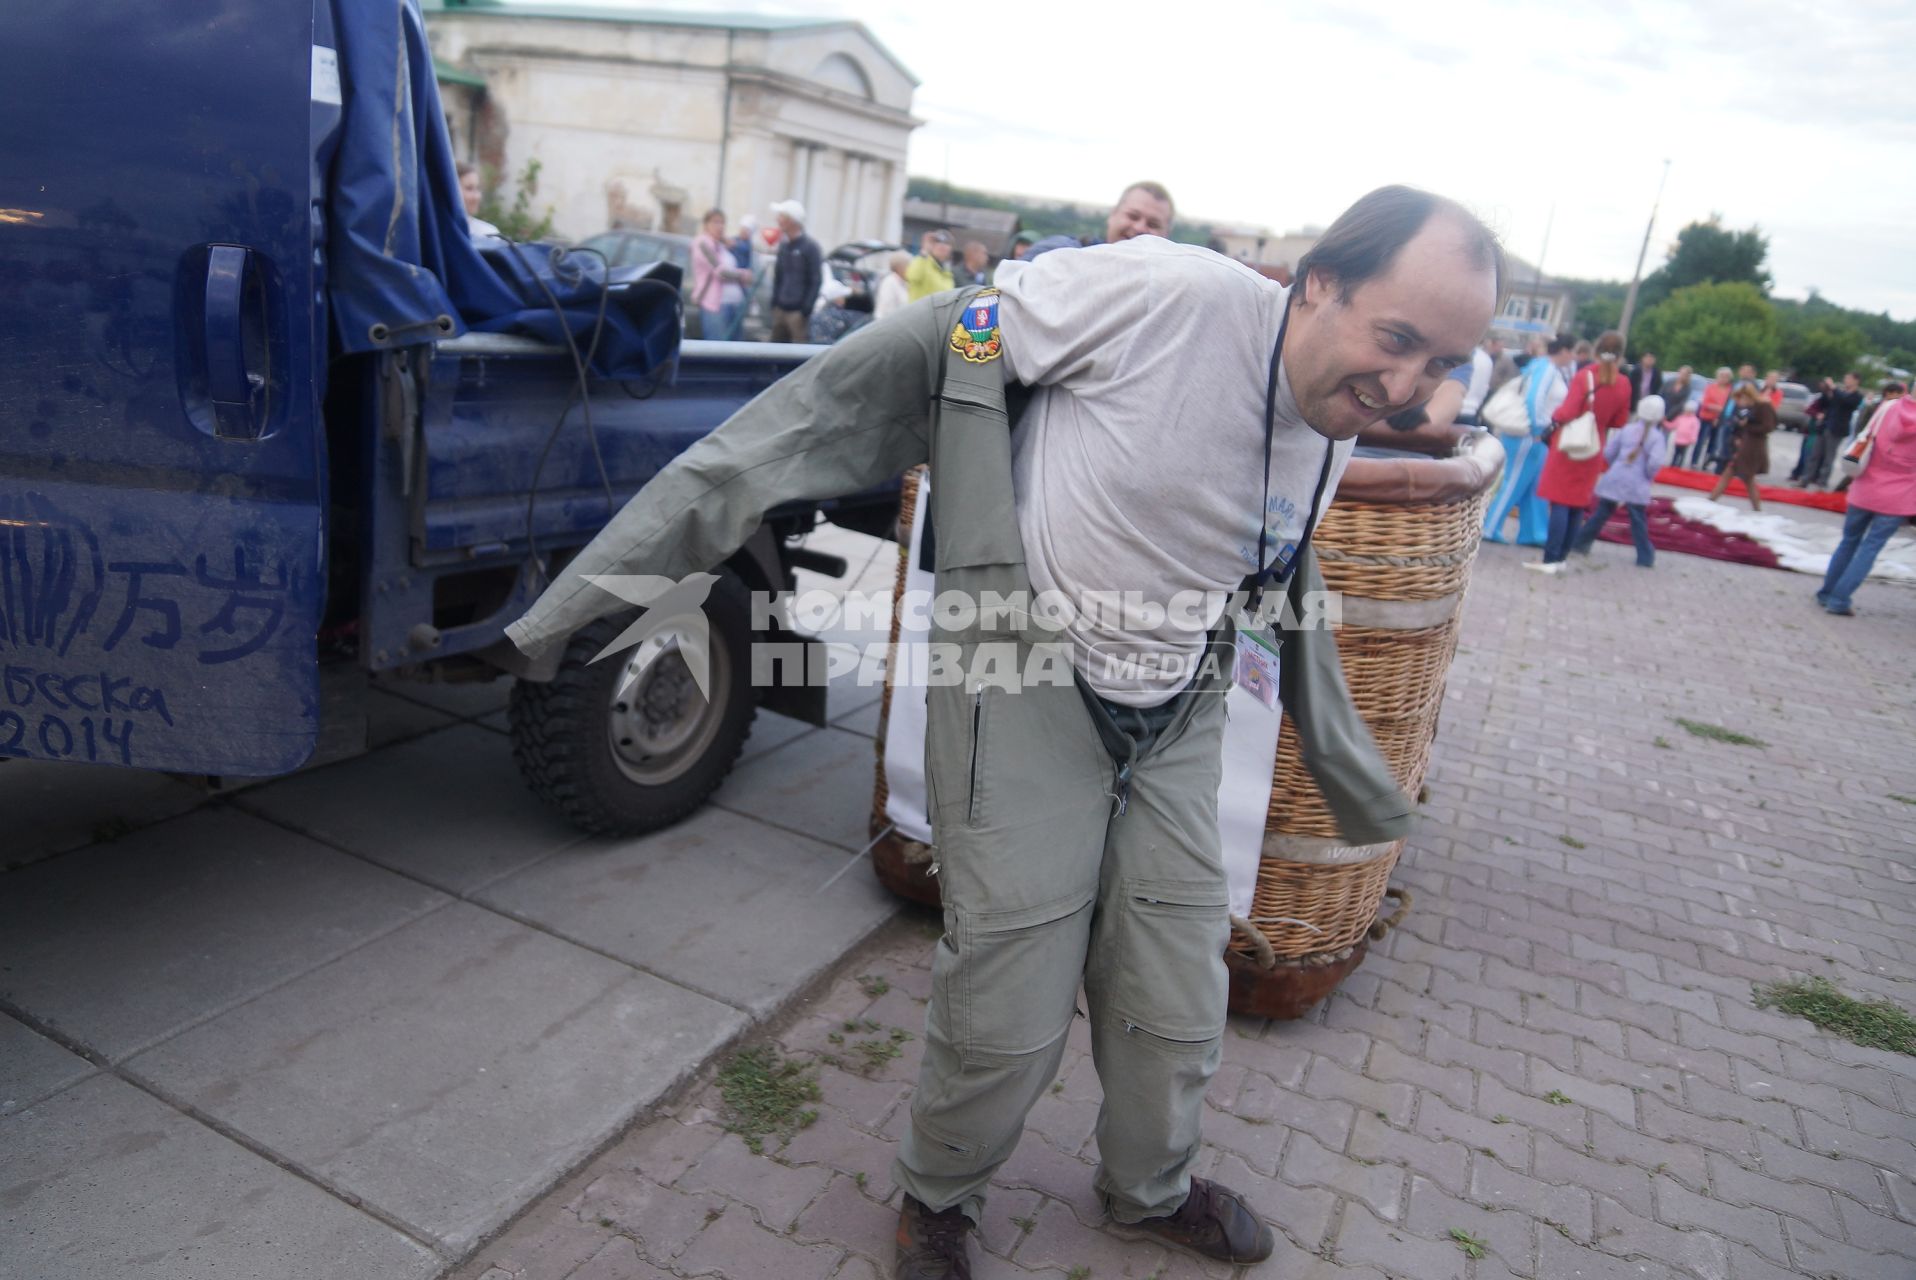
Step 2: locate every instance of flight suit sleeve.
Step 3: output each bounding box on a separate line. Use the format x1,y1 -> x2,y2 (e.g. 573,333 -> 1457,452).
505,296 -> 947,659
1275,546 -> 1415,845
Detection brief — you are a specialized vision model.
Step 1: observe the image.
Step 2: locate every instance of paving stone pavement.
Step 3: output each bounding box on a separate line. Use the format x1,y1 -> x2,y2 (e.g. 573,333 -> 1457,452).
449,535 -> 1916,1279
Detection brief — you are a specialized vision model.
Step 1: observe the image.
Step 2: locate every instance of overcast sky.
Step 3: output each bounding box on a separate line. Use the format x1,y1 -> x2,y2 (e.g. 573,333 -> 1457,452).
602,0 -> 1916,318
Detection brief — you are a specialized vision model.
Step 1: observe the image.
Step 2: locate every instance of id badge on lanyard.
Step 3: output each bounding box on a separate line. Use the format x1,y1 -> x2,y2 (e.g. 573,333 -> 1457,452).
1232,626 -> 1281,709
1239,297 -> 1334,710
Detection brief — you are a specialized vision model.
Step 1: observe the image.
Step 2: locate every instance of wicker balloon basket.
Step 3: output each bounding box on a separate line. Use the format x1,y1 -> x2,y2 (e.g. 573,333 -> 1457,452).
869,427 -> 1505,1015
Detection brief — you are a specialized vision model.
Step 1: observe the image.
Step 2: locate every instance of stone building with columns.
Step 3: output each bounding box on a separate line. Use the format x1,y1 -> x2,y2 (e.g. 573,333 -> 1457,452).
424,0 -> 920,248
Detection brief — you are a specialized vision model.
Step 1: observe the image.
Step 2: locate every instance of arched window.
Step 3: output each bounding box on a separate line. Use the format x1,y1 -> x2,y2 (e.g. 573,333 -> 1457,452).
811,52 -> 873,99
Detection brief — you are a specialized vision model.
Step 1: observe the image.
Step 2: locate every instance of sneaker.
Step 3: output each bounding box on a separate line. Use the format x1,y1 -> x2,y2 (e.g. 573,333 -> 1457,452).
1520,561 -> 1563,575
1825,604 -> 1856,617
1115,1177 -> 1275,1265
894,1195 -> 973,1279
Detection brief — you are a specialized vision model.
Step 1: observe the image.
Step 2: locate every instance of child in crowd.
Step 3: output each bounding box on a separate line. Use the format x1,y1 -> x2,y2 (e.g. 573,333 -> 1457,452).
1665,406 -> 1700,469
1572,394 -> 1668,568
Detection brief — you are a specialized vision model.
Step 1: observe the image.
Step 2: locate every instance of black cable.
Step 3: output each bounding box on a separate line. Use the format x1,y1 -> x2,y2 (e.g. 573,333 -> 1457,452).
503,243 -> 678,586
521,242 -> 615,585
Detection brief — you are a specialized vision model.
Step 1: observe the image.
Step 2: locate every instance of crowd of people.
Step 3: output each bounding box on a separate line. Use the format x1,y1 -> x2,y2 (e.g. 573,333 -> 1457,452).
459,164 -> 1914,619
1475,326 -> 1913,612
663,182 -> 1179,348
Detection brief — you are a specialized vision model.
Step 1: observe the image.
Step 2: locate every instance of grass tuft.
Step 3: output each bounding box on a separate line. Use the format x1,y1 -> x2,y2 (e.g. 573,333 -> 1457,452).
1674,717 -> 1768,748
1754,976 -> 1916,1056
716,1046 -> 822,1153
1448,1228 -> 1488,1259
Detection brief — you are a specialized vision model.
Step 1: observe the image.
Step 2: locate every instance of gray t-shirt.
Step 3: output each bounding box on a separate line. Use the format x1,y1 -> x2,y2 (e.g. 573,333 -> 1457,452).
994,238 -> 1352,707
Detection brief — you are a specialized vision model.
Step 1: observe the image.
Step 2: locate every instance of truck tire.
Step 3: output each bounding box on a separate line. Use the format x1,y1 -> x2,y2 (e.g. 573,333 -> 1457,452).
508,569 -> 757,835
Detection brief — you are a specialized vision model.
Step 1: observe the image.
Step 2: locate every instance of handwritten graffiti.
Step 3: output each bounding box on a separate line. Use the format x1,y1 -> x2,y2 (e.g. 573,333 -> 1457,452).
1,494 -> 291,667
1,663 -> 170,766
0,491 -> 108,658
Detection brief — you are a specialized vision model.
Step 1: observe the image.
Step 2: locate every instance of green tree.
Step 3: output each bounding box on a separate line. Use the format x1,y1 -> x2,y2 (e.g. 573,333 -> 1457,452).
1633,281 -> 1780,372
479,158 -> 556,243
1779,317 -> 1867,383
1639,217 -> 1771,309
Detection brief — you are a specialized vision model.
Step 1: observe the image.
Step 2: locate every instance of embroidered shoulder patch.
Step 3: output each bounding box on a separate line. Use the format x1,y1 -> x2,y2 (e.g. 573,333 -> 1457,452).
949,289 -> 1002,363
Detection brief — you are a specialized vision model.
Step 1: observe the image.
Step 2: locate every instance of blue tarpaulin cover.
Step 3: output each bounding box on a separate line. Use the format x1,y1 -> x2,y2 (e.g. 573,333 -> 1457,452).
325,0 -> 677,376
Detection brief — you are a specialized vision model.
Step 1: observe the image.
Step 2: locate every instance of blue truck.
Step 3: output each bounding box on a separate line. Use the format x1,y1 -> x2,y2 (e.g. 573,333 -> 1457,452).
0,0 -> 892,834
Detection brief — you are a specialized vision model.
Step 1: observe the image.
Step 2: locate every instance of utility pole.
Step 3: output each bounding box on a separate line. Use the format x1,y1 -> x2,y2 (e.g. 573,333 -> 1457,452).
1531,204 -> 1554,334
1618,159 -> 1672,350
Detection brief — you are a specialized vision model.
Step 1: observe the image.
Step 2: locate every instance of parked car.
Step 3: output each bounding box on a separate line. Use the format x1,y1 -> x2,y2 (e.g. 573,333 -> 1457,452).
827,240 -> 903,311
575,229 -> 776,341
1776,381 -> 1813,431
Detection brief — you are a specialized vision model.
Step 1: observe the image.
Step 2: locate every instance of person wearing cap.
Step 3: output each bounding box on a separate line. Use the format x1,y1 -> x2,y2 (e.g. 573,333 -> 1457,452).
769,198 -> 822,343
907,230 -> 955,302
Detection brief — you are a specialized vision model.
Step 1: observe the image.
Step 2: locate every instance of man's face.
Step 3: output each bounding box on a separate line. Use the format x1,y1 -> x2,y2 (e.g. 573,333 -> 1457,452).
1105,188 -> 1173,243
1012,241 -> 1030,260
1738,364 -> 1756,382
1552,348 -> 1573,368
1844,374 -> 1859,390
927,235 -> 952,263
1284,217 -> 1497,441
776,213 -> 800,238
964,244 -> 987,272
1643,353 -> 1656,368
459,169 -> 483,217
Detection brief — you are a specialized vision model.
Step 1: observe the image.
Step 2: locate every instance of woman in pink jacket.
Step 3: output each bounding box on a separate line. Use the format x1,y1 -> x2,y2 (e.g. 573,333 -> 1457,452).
1817,394 -> 1916,615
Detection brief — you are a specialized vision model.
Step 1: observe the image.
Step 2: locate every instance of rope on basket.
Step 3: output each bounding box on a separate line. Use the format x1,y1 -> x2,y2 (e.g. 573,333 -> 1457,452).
1367,887 -> 1413,940
1314,546 -> 1472,569
1229,915 -> 1277,970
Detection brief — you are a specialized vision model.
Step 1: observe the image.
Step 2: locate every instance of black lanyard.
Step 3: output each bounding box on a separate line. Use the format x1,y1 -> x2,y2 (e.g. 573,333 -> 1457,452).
1251,296 -> 1336,614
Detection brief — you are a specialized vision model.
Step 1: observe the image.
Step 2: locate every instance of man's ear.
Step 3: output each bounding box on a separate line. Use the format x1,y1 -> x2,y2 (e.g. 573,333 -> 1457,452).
1300,267 -> 1335,310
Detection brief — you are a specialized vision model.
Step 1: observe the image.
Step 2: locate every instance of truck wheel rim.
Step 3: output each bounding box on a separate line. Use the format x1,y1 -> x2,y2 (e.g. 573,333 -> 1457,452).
606,629 -> 730,785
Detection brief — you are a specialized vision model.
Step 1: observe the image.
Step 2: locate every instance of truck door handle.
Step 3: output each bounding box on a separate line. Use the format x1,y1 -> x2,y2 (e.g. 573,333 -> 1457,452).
203,245 -> 267,440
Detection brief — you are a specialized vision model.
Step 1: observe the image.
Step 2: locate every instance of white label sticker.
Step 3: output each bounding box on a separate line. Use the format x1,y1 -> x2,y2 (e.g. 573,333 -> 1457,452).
311,46 -> 342,106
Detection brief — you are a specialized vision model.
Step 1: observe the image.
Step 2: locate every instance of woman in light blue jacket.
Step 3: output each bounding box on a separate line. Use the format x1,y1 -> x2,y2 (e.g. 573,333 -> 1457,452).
1481,336 -> 1571,546
1571,394 -> 1668,567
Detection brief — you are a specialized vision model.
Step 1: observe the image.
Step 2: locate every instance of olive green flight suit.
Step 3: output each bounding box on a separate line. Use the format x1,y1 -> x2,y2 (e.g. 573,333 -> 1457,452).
507,287 -> 1412,1225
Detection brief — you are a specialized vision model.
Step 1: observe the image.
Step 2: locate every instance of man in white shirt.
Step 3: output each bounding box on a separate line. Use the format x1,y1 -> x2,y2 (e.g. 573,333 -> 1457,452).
506,186 -> 1501,1279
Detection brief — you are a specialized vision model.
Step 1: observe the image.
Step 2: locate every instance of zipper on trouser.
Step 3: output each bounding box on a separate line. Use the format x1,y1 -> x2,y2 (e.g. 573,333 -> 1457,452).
966,687 -> 984,825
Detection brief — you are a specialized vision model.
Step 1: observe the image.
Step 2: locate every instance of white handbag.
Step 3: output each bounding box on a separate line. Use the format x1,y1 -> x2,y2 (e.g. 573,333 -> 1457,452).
1557,372 -> 1603,461
1835,402 -> 1887,481
1482,375 -> 1530,437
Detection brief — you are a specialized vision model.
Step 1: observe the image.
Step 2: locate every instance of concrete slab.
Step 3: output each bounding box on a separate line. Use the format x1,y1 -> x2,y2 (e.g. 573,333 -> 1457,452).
375,676 -> 513,720
831,697 -> 881,739
0,807 -> 446,1062
0,1013 -> 94,1116
127,901 -> 741,1255
0,1073 -> 437,1279
712,726 -> 877,853
0,757 -> 205,871
239,723 -> 587,895
478,806 -> 895,1017
738,709 -> 818,763
367,686 -> 460,748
